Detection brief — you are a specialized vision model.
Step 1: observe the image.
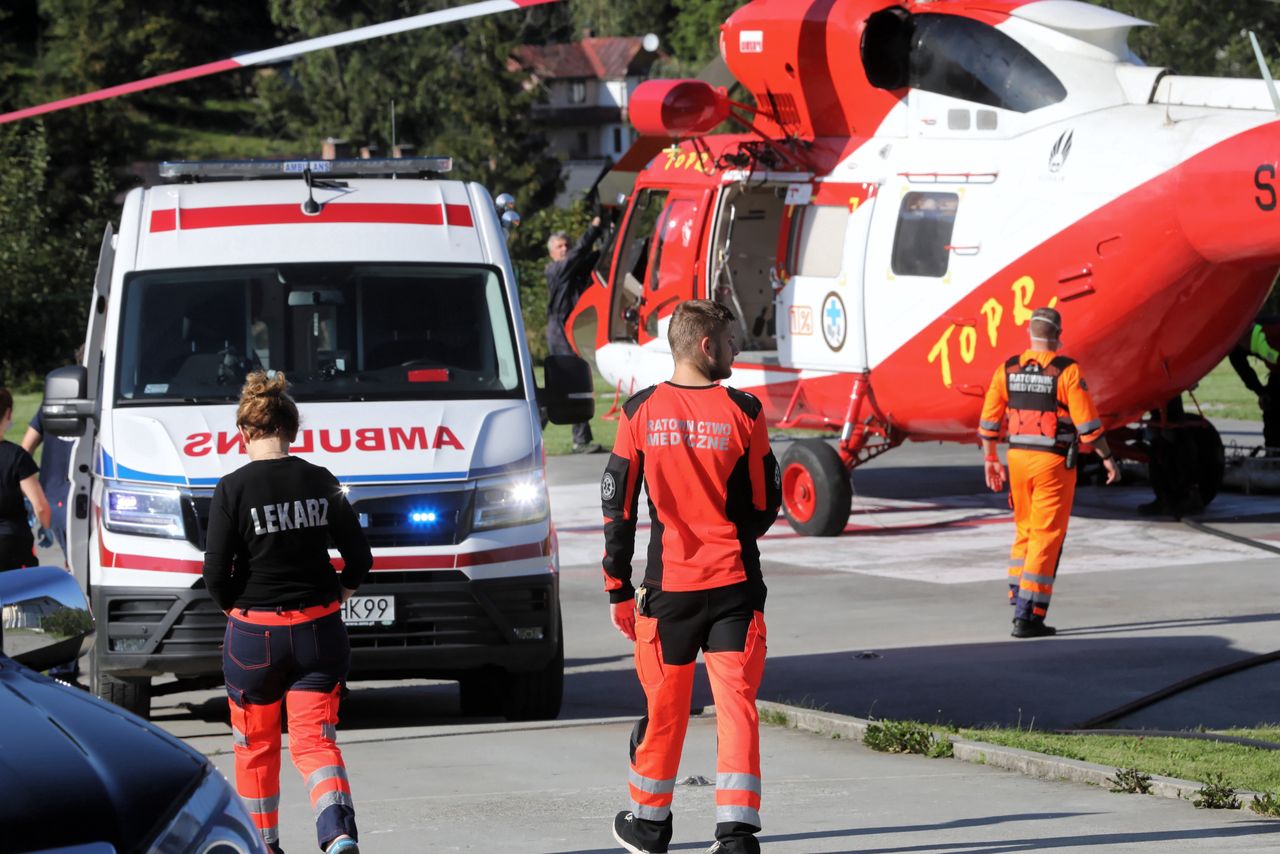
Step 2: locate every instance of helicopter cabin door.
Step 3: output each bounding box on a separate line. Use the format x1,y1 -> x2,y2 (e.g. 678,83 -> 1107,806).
636,188 -> 712,347
777,188 -> 873,374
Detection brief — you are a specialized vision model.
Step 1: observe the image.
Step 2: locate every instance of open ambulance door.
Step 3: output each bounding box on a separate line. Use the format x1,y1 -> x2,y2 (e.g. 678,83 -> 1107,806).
777,186 -> 874,374
67,224 -> 114,590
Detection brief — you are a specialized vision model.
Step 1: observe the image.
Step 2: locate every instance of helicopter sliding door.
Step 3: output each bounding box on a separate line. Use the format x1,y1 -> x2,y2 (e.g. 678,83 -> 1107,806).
776,192 -> 872,373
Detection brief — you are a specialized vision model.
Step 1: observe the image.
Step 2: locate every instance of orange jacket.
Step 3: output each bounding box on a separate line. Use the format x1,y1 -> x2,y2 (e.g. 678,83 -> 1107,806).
978,350 -> 1104,452
601,382 -> 781,602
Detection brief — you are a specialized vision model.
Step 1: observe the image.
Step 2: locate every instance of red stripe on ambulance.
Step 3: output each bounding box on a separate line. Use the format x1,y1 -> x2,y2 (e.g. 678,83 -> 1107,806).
148,203 -> 473,232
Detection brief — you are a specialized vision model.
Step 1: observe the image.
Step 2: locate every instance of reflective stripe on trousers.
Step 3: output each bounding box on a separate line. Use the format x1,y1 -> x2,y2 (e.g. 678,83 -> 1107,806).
228,685 -> 356,851
716,771 -> 762,827
1007,448 -> 1075,622
629,609 -> 767,833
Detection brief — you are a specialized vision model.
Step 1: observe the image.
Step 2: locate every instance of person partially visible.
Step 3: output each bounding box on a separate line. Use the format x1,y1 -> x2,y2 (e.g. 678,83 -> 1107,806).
1228,319 -> 1280,452
604,300 -> 781,854
22,393 -> 76,563
978,308 -> 1119,639
202,371 -> 372,854
546,216 -> 604,453
0,387 -> 51,571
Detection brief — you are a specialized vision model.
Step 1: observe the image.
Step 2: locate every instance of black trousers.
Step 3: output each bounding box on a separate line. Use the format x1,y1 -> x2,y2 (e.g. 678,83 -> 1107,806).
547,316 -> 592,446
0,532 -> 36,571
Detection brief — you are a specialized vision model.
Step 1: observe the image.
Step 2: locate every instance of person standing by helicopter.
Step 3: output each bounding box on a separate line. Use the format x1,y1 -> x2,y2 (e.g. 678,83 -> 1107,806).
1229,317 -> 1280,453
978,308 -> 1119,638
546,216 -> 604,453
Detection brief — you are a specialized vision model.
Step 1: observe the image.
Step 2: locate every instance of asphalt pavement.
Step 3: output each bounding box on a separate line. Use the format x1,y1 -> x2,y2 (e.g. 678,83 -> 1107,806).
141,420 -> 1280,851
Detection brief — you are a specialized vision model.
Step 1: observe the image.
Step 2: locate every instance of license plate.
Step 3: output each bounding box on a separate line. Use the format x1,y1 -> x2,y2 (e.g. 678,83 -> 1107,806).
341,595 -> 395,626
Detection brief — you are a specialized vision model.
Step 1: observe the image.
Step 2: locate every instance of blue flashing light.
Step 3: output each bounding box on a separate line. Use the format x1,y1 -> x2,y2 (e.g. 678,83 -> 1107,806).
409,510 -> 438,524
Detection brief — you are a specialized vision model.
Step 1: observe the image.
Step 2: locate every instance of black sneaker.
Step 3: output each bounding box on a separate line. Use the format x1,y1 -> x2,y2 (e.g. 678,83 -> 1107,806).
1011,619 -> 1057,639
573,442 -> 605,454
704,838 -> 760,854
613,811 -> 668,854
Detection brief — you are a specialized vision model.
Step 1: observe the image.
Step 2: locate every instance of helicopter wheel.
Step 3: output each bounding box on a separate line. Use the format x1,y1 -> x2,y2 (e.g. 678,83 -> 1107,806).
1185,415 -> 1225,505
780,439 -> 852,537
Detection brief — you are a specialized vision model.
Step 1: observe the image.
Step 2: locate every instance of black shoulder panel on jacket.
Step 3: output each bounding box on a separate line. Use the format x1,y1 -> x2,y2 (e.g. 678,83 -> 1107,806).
1004,355 -> 1020,370
1050,355 -> 1077,371
725,386 -> 763,420
622,385 -> 660,419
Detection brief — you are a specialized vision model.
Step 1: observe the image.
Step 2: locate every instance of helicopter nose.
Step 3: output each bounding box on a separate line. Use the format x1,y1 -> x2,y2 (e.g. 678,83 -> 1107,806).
1177,119 -> 1280,265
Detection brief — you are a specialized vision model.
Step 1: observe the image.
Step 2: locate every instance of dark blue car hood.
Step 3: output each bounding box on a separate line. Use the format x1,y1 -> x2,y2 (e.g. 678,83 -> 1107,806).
0,658 -> 207,853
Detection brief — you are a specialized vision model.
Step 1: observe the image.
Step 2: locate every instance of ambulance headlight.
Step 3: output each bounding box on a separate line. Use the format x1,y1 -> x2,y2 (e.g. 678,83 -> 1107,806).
473,472 -> 549,530
103,485 -> 186,539
146,765 -> 268,853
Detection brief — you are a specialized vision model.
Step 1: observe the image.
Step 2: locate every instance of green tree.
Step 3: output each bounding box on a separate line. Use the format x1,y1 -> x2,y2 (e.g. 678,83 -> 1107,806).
1092,0 -> 1280,77
565,0 -> 672,40
261,0 -> 562,210
0,121 -> 110,383
667,0 -> 744,66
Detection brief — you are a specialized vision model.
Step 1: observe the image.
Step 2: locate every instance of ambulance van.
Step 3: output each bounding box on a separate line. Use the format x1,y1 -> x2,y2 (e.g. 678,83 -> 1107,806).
40,157 -> 593,721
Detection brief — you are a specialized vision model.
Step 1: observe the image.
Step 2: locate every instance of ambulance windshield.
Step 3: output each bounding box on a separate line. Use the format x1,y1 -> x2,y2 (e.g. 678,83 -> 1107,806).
115,263 -> 523,403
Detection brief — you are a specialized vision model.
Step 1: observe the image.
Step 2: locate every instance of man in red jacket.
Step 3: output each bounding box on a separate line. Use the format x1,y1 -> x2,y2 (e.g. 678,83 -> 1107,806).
602,300 -> 781,854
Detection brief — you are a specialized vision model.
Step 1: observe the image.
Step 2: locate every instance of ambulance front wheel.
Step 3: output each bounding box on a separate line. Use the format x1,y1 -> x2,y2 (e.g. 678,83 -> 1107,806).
499,622 -> 564,722
91,650 -> 151,719
459,623 -> 564,721
781,439 -> 852,537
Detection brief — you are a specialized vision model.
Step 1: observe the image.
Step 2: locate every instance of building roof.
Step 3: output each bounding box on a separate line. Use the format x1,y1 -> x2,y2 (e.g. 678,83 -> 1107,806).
514,36 -> 655,80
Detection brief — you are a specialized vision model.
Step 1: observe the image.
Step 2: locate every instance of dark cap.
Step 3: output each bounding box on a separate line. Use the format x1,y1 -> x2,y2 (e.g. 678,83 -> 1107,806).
1030,307 -> 1062,331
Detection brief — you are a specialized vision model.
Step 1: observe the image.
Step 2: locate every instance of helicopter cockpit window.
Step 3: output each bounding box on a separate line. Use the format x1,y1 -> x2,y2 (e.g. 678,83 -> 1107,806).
891,192 -> 958,278
609,188 -> 669,341
908,14 -> 1066,112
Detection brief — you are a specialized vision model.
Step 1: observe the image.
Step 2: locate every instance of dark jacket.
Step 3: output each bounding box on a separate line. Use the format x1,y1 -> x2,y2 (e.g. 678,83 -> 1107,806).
545,222 -> 603,323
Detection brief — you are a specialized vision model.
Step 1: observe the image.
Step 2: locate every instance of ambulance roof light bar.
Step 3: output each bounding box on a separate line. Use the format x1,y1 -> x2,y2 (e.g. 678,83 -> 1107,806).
158,156 -> 453,182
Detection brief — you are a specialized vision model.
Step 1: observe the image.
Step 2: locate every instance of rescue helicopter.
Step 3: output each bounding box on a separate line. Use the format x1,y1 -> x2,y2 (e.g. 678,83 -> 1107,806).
563,0 -> 1280,535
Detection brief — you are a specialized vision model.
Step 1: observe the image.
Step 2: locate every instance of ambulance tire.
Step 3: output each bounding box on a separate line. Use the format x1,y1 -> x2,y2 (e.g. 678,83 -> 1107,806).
1186,415 -> 1224,505
781,439 -> 852,537
458,671 -> 503,717
93,662 -> 151,719
499,623 -> 564,722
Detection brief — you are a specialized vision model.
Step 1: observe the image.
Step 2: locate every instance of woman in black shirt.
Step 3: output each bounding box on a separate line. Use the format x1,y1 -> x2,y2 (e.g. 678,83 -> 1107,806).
0,388 -> 50,571
203,372 -> 371,854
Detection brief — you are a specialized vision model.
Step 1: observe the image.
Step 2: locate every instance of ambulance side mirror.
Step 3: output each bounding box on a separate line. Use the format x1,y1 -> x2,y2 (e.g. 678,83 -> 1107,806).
41,364 -> 94,438
541,354 -> 595,425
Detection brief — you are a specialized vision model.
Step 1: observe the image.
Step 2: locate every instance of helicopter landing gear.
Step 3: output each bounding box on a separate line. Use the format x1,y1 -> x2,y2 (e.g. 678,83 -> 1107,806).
781,439 -> 852,537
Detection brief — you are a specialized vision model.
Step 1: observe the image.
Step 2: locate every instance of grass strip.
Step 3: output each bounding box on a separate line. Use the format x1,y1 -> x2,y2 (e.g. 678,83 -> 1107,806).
959,728 -> 1280,794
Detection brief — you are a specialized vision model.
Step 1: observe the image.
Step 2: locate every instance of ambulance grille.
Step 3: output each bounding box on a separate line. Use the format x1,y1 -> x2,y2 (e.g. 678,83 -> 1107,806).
344,579 -> 553,648
104,595 -> 226,656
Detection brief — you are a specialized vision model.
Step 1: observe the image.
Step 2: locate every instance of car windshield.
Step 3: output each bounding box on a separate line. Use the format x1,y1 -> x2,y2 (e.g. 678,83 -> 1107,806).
115,263 -> 523,404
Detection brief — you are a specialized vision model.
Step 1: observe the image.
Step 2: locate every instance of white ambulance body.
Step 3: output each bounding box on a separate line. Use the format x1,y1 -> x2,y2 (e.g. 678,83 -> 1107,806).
43,158 -> 591,721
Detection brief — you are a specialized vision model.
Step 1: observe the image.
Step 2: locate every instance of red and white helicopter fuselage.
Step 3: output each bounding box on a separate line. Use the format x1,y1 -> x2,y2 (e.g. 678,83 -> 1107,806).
569,0 -> 1280,529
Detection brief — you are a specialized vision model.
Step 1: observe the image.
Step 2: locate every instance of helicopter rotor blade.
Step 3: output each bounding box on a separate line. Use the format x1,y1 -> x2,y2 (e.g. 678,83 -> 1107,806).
0,0 -> 559,126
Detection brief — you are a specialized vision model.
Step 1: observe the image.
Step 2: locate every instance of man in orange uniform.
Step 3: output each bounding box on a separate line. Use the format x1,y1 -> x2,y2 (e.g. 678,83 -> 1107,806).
602,300 -> 781,854
978,307 -> 1119,638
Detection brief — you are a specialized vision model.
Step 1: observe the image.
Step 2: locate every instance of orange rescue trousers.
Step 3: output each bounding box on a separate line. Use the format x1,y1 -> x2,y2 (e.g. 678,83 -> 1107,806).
1006,449 -> 1076,622
627,581 -> 767,854
223,602 -> 357,853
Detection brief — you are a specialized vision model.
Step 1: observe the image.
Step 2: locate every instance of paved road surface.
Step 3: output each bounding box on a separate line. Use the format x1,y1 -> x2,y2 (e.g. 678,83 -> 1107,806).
142,424 -> 1280,851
